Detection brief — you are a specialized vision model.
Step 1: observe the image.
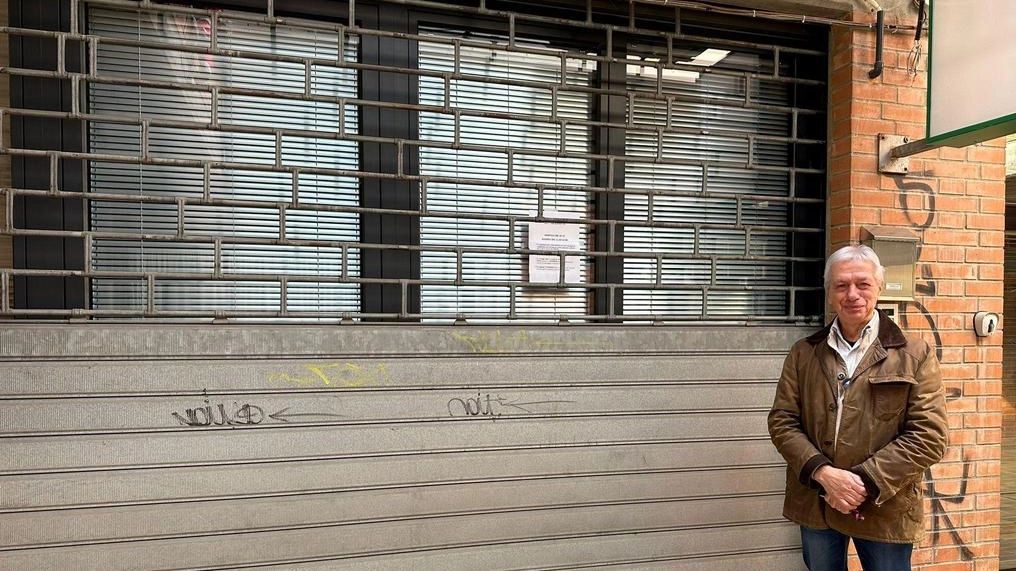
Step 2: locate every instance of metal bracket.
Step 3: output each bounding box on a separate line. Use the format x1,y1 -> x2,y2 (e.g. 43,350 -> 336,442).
878,134 -> 910,174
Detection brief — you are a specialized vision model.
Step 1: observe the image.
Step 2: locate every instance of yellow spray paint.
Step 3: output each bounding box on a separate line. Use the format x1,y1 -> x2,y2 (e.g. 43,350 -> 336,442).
268,362 -> 391,388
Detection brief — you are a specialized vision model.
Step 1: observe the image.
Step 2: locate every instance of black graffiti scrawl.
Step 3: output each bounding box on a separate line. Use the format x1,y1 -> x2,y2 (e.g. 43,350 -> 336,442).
891,174 -> 942,361
890,173 -> 973,560
171,400 -> 345,426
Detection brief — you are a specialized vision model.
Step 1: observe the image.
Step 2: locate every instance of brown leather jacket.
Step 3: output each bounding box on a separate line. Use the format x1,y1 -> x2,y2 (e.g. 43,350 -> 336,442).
768,310 -> 948,543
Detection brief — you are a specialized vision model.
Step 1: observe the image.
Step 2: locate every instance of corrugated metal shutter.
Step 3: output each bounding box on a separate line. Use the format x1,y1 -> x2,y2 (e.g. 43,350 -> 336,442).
417,29 -> 593,321
624,50 -> 792,317
0,324 -> 808,570
88,8 -> 360,316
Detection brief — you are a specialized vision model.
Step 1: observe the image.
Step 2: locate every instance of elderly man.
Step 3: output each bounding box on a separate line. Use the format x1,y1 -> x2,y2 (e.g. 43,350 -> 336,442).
768,244 -> 948,571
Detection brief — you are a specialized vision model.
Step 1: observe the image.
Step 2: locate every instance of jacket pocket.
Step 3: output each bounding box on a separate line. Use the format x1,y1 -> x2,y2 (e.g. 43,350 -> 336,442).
869,375 -> 917,421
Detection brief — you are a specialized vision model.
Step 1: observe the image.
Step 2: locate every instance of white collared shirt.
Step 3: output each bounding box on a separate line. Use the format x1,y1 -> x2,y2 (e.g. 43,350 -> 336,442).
826,311 -> 880,454
828,311 -> 880,379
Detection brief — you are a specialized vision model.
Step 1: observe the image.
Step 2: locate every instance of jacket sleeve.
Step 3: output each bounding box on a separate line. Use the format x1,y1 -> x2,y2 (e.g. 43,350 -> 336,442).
768,343 -> 831,486
855,341 -> 948,506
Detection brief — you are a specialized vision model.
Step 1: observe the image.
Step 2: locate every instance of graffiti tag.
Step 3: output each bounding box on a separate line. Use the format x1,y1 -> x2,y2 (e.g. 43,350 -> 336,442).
447,392 -> 574,417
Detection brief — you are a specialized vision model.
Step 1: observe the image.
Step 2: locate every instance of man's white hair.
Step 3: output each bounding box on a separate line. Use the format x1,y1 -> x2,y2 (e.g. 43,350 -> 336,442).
823,244 -> 885,290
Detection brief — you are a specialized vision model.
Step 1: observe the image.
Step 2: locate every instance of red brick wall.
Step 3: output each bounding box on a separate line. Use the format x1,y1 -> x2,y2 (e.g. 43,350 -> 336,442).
829,21 -> 1005,571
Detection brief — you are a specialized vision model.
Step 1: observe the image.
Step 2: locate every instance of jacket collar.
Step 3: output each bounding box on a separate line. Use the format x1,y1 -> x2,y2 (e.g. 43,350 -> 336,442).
805,308 -> 907,348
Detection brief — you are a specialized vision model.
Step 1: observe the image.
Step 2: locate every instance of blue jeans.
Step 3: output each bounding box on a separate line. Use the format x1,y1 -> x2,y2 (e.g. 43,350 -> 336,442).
801,527 -> 913,571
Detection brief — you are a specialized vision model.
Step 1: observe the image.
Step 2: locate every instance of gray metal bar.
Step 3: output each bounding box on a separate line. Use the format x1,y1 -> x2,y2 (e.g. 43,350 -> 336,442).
202,164 -> 211,202
5,188 -> 823,235
508,285 -> 517,321
1,271 -> 8,314
71,76 -> 81,115
2,189 -> 11,232
57,31 -> 66,74
0,23 -> 825,91
888,136 -> 948,160
88,36 -> 98,77
1,64 -> 825,143
6,101 -> 824,158
71,122 -> 817,184
279,276 -> 288,316
176,198 -> 185,238
140,120 -> 150,159
341,245 -> 349,281
0,306 -> 818,322
303,59 -> 312,99
84,235 -> 93,273
210,11 -> 218,52
279,205 -> 287,244
274,130 -> 283,168
71,0 -> 80,35
0,271 -> 808,292
0,242 -> 821,275
78,0 -> 831,58
49,154 -> 59,192
210,87 -> 219,129
214,238 -> 222,278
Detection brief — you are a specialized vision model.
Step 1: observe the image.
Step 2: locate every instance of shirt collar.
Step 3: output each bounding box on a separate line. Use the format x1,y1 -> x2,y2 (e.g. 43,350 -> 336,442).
830,311 -> 880,350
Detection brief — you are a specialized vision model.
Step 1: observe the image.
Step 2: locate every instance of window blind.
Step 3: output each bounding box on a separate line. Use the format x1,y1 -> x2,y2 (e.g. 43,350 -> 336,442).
624,49 -> 794,318
88,7 -> 360,317
417,28 -> 593,322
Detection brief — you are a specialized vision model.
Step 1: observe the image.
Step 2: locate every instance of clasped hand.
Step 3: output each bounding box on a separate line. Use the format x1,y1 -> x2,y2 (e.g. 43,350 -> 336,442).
813,465 -> 867,515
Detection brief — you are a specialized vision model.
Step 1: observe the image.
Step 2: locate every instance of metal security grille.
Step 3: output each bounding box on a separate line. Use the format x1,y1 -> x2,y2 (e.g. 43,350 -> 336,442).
87,7 -> 362,317
417,28 -> 593,321
623,50 -> 794,317
1,0 -> 828,323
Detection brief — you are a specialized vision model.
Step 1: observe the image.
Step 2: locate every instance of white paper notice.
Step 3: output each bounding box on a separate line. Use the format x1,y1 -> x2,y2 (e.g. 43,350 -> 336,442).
528,219 -> 581,284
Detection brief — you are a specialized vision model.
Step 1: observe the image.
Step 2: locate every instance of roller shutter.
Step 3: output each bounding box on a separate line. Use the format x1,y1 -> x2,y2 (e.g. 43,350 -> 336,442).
0,324 -> 809,571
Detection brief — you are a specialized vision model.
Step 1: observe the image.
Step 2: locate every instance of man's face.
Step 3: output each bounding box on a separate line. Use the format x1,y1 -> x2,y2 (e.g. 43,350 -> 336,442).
827,259 -> 881,332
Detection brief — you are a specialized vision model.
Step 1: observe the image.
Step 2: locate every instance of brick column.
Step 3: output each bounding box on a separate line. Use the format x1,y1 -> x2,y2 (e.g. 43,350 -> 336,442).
828,20 -> 1005,571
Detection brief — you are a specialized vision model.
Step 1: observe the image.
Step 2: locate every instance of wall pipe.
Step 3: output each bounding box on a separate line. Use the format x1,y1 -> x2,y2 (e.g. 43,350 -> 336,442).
868,9 -> 885,79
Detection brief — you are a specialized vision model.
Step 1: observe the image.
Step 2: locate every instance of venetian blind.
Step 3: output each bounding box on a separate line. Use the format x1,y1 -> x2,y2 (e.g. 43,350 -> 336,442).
87,7 -> 360,317
417,28 -> 593,322
624,49 -> 793,318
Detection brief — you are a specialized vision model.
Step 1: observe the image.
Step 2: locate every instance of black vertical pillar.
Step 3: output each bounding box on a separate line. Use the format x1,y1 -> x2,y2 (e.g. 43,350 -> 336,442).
593,58 -> 626,320
359,5 -> 420,319
11,0 -> 85,311
787,48 -> 828,319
